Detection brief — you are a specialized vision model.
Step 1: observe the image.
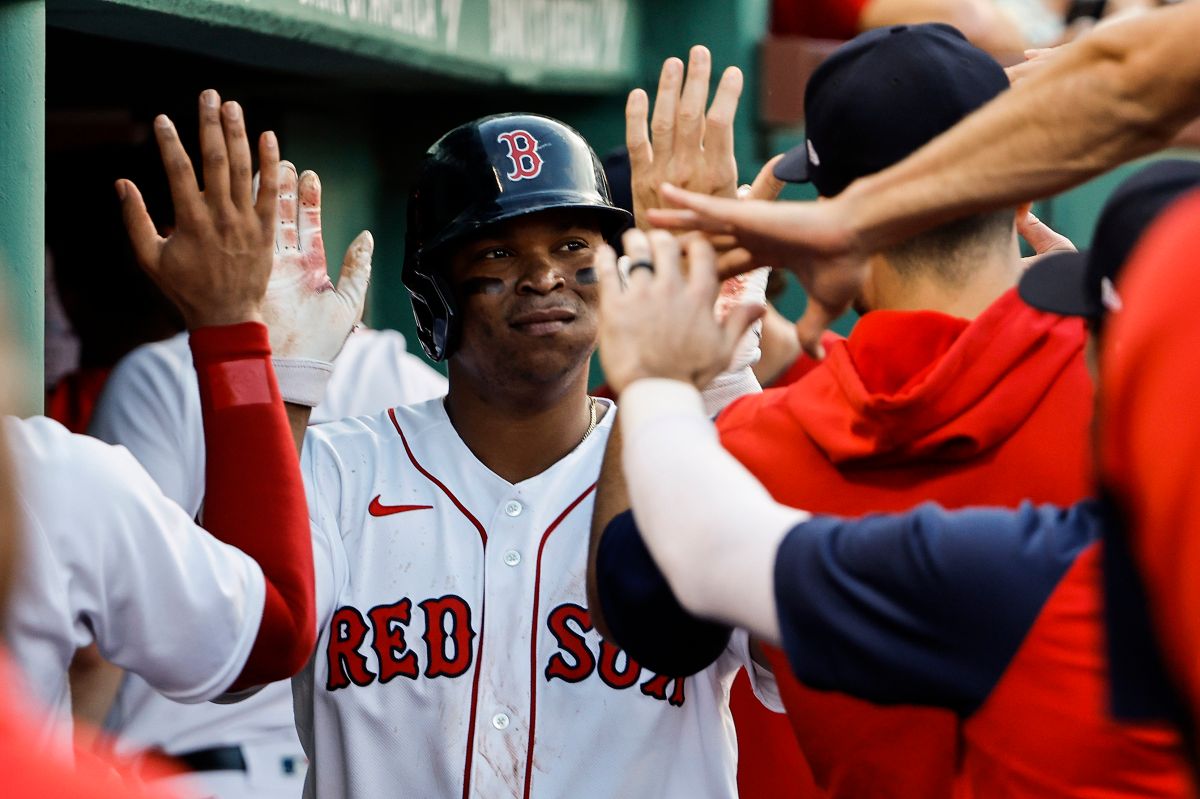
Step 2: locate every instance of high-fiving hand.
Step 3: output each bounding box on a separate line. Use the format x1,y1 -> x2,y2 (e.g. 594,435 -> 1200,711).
261,164 -> 372,363
596,230 -> 764,395
118,89 -> 279,330
649,186 -> 868,360
628,46 -> 743,230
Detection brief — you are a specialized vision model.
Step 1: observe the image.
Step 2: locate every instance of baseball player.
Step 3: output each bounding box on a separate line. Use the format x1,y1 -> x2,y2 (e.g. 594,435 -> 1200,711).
84,171 -> 446,797
227,111 -> 777,799
0,423 -> 174,797
589,164 -> 1200,796
2,89 -> 355,747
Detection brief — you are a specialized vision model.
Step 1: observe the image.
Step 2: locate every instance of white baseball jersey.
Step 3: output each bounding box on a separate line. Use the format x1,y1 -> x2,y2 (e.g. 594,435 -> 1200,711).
89,329 -> 446,769
295,397 -> 779,799
3,416 -> 265,746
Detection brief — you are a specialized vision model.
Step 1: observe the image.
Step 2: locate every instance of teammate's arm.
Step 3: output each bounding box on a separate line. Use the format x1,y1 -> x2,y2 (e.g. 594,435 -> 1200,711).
599,393 -> 1091,712
649,2 -> 1200,353
588,50 -> 761,634
118,90 -> 316,689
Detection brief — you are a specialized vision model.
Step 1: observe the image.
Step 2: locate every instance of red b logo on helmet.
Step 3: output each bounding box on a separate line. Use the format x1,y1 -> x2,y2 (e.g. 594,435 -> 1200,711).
497,130 -> 544,182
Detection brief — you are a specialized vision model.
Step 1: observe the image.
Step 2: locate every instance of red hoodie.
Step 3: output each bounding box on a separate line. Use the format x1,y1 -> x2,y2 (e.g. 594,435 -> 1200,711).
722,288 -> 1094,799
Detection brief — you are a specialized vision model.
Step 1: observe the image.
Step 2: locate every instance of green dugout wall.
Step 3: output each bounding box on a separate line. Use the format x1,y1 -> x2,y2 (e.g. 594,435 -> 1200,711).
2,0 -> 1180,401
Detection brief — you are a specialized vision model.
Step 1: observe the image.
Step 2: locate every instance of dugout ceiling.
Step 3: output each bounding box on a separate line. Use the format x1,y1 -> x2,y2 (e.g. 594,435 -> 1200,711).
48,0 -> 639,91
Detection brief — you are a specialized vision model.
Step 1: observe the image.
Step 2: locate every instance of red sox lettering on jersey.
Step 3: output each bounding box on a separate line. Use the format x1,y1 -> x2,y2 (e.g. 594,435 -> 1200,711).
326,597 -> 686,706
497,130 -> 544,181
294,398 -> 774,799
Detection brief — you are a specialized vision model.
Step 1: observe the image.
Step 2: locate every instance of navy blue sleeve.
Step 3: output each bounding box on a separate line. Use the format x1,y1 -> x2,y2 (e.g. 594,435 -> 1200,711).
775,501 -> 1099,716
596,510 -> 733,677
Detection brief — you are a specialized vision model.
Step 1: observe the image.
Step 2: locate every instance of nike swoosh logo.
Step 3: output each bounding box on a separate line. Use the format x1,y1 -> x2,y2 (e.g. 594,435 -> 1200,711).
368,495 -> 433,517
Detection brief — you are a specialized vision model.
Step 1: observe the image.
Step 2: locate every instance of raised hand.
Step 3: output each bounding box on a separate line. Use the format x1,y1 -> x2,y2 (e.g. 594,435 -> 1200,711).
628,45 -> 743,230
595,229 -> 764,394
261,163 -> 372,363
118,89 -> 279,329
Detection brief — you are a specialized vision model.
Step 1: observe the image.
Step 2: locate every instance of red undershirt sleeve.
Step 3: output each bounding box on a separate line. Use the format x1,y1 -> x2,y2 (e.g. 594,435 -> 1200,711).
190,322 -> 316,692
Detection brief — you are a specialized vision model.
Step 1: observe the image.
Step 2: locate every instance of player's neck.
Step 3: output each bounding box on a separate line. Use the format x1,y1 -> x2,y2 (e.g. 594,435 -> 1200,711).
443,367 -> 601,485
867,247 -> 1022,320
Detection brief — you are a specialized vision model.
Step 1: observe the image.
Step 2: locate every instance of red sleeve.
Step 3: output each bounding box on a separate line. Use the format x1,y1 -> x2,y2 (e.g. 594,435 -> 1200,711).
190,323 -> 316,691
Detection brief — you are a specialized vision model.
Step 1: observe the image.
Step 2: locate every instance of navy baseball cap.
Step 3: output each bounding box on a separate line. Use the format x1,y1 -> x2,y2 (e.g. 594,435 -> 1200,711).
774,24 -> 1008,197
1019,160 -> 1200,326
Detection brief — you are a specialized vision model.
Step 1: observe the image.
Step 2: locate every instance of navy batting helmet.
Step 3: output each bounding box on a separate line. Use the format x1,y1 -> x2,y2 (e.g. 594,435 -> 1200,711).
402,113 -> 633,361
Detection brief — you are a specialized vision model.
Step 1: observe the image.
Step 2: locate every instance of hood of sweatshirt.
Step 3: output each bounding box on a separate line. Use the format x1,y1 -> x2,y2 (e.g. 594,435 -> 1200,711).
792,288 -> 1087,465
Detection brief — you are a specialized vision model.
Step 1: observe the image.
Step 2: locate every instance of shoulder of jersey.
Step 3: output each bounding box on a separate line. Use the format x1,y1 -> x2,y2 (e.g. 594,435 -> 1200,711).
5,416 -> 144,495
110,331 -> 194,381
307,397 -> 449,449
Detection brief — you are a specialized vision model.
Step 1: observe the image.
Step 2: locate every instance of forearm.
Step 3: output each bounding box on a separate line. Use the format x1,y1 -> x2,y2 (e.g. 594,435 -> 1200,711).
619,379 -> 807,642
587,423 -> 629,639
191,324 -> 315,690
844,4 -> 1200,252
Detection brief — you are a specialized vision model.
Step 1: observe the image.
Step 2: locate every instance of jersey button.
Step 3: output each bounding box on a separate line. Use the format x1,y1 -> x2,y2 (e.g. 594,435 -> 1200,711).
504,500 -> 523,517
504,549 -> 522,567
491,713 -> 510,730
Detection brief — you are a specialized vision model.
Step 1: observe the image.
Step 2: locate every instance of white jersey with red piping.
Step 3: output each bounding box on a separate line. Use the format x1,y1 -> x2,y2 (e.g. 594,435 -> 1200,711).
296,397 -> 778,799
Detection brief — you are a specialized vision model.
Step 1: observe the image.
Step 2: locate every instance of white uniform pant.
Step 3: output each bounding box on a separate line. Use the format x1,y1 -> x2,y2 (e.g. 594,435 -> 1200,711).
151,739 -> 307,799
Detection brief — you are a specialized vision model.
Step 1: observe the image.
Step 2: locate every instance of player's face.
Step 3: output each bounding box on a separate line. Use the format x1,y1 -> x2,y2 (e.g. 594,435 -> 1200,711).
447,209 -> 606,390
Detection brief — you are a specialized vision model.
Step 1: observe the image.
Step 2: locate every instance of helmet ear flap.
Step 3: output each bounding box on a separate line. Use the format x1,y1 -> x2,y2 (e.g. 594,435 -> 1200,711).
405,265 -> 458,362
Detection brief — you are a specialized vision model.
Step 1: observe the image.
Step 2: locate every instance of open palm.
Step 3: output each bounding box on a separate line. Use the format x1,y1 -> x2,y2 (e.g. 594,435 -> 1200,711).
261,162 -> 372,362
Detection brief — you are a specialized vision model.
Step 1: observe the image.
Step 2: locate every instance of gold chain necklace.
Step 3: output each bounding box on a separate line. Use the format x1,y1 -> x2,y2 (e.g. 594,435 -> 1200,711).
579,396 -> 599,446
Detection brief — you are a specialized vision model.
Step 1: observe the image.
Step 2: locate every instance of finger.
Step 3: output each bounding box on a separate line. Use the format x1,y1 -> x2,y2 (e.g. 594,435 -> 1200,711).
709,233 -> 740,252
747,155 -> 786,201
275,160 -> 300,253
254,131 -> 280,231
197,89 -> 232,212
297,170 -> 326,262
703,66 -> 743,167
648,229 -> 684,287
658,183 -> 785,237
622,228 -> 655,289
221,101 -> 254,210
116,179 -> 164,273
646,206 -> 732,234
649,57 -> 683,165
152,114 -> 204,228
717,247 -> 763,279
336,231 -> 374,323
1017,211 -> 1076,256
595,243 -> 623,310
721,303 -> 767,358
683,235 -> 719,299
626,89 -> 653,175
795,304 -> 839,360
675,45 -> 711,154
